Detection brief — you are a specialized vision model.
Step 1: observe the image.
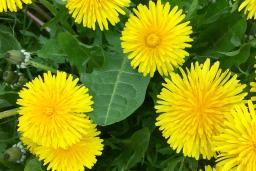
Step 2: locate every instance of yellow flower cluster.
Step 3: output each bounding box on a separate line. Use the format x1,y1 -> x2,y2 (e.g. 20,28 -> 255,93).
1,0 -> 255,26
17,71 -> 103,171
10,0 -> 256,170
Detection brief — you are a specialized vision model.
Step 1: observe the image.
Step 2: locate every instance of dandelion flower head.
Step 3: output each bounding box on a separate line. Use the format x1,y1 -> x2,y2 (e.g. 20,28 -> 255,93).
214,101 -> 256,171
0,0 -> 31,12
238,0 -> 256,20
21,116 -> 103,171
17,71 -> 94,149
155,59 -> 246,160
66,0 -> 130,30
121,0 -> 193,77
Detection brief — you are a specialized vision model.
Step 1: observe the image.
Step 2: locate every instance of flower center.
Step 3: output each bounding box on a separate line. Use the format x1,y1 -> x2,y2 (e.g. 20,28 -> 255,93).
193,97 -> 210,120
45,107 -> 56,116
145,33 -> 161,48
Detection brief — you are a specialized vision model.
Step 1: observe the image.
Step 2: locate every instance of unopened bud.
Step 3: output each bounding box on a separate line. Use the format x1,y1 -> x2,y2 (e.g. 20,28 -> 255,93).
4,142 -> 26,163
5,50 -> 25,65
4,147 -> 22,163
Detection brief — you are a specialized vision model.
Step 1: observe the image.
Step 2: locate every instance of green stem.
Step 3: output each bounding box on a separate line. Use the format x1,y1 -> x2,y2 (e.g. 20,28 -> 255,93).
179,157 -> 185,171
237,65 -> 249,76
0,108 -> 18,120
29,60 -> 57,73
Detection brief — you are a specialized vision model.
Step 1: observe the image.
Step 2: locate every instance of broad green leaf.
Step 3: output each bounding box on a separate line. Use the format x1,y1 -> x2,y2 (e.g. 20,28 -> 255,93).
57,32 -> 89,73
162,157 -> 183,171
200,0 -> 229,25
81,45 -> 150,126
57,32 -> 104,73
24,159 -> 43,171
112,128 -> 150,170
0,25 -> 21,55
220,43 -> 251,68
190,0 -> 229,29
0,84 -> 18,105
37,38 -> 65,63
0,130 -> 9,141
193,12 -> 247,57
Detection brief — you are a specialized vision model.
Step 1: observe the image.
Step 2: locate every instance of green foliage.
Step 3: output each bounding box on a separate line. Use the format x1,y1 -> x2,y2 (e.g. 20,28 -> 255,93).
112,128 -> 150,170
0,26 -> 21,56
37,38 -> 65,63
0,0 -> 255,170
24,159 -> 43,171
81,33 -> 150,125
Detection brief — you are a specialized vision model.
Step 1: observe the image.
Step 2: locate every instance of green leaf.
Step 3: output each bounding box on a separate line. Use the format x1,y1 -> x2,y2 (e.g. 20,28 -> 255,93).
200,0 -> 229,25
186,0 -> 199,19
57,32 -> 104,73
162,157 -> 183,171
112,128 -> 151,170
0,129 -> 9,141
0,25 -> 21,55
218,48 -> 243,56
39,0 -> 57,15
57,32 -> 89,72
81,44 -> 150,125
0,99 -> 12,109
0,144 -> 7,153
24,159 -> 43,171
193,12 -> 247,57
220,43 -> 251,68
0,84 -> 17,105
37,38 -> 66,63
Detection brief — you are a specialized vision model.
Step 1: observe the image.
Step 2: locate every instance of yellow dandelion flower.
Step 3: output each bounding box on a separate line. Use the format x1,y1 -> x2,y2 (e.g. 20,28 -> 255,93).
21,136 -> 39,155
214,101 -> 256,171
66,0 -> 130,30
121,0 -> 193,77
250,81 -> 256,104
0,0 -> 31,12
155,59 -> 246,160
17,71 -> 94,148
22,116 -> 103,171
238,0 -> 256,20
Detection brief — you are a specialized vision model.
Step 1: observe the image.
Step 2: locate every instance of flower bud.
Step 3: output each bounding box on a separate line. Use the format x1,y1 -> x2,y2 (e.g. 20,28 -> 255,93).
3,147 -> 22,163
5,50 -> 25,65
